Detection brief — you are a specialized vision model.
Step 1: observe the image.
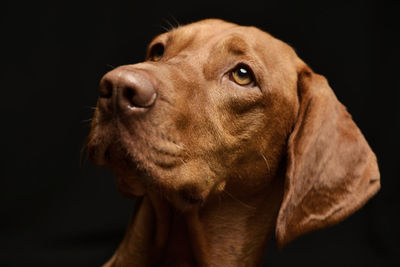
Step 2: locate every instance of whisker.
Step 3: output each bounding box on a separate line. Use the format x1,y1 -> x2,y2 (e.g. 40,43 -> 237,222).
81,118 -> 92,123
222,190 -> 256,210
160,24 -> 170,32
79,138 -> 89,168
106,64 -> 116,70
82,105 -> 97,111
261,153 -> 270,173
169,15 -> 180,28
161,15 -> 180,32
163,18 -> 175,32
174,143 -> 187,151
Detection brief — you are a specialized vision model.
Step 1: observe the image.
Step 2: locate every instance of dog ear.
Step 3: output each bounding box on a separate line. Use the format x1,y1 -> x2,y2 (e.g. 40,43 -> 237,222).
275,68 -> 380,248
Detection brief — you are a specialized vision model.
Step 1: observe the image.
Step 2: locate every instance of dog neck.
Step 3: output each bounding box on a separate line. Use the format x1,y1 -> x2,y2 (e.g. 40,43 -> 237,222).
103,176 -> 284,267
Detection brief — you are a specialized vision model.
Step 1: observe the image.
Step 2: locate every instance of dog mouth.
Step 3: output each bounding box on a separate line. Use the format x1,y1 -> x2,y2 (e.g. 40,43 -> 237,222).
95,141 -> 208,208
88,121 -> 187,187
93,131 -> 184,172
88,121 -> 221,210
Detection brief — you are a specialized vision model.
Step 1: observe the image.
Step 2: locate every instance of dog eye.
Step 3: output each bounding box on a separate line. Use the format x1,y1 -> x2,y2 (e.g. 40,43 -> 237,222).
231,65 -> 254,86
149,43 -> 164,62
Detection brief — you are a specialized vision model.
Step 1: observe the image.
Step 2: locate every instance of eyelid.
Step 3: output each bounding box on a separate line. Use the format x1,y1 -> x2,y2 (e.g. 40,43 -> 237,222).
147,42 -> 165,60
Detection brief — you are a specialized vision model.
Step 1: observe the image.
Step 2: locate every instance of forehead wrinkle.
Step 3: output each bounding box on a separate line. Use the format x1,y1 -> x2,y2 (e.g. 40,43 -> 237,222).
208,35 -> 249,68
221,35 -> 249,55
207,35 -> 250,63
203,35 -> 252,79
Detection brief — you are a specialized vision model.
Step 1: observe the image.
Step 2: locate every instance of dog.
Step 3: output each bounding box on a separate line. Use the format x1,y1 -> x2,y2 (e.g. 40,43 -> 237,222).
87,19 -> 380,266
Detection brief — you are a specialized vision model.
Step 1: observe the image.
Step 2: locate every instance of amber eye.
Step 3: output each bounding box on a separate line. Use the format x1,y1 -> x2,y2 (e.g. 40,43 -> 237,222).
149,43 -> 164,62
231,65 -> 254,86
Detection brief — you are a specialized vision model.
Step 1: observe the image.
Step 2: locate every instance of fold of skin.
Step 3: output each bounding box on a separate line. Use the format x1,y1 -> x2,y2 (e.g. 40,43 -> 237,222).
103,176 -> 284,267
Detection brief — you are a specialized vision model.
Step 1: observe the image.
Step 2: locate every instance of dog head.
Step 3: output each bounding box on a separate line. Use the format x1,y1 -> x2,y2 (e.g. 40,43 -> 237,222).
87,19 -> 379,245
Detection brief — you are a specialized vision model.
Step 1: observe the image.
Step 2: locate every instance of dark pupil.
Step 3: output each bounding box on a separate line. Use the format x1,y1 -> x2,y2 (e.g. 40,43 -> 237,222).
238,68 -> 248,78
152,45 -> 164,58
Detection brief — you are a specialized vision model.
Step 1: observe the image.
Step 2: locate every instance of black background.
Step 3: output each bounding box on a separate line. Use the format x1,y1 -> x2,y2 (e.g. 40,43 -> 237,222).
1,1 -> 399,266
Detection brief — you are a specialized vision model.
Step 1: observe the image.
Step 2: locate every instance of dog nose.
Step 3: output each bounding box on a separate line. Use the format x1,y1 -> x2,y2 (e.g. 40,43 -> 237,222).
98,68 -> 157,115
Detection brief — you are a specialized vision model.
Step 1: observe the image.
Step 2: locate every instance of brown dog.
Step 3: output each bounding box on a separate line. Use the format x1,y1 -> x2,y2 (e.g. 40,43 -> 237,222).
87,19 -> 380,266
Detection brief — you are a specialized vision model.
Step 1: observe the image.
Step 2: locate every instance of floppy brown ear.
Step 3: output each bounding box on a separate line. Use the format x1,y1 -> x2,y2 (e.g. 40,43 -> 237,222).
275,68 -> 380,248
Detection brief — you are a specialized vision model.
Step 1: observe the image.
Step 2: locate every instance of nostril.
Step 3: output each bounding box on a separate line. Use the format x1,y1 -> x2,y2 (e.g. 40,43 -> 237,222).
123,85 -> 156,109
99,79 -> 113,99
123,86 -> 135,107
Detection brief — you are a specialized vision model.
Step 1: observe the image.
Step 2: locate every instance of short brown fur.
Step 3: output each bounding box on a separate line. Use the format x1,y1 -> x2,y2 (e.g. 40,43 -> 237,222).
87,19 -> 380,266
